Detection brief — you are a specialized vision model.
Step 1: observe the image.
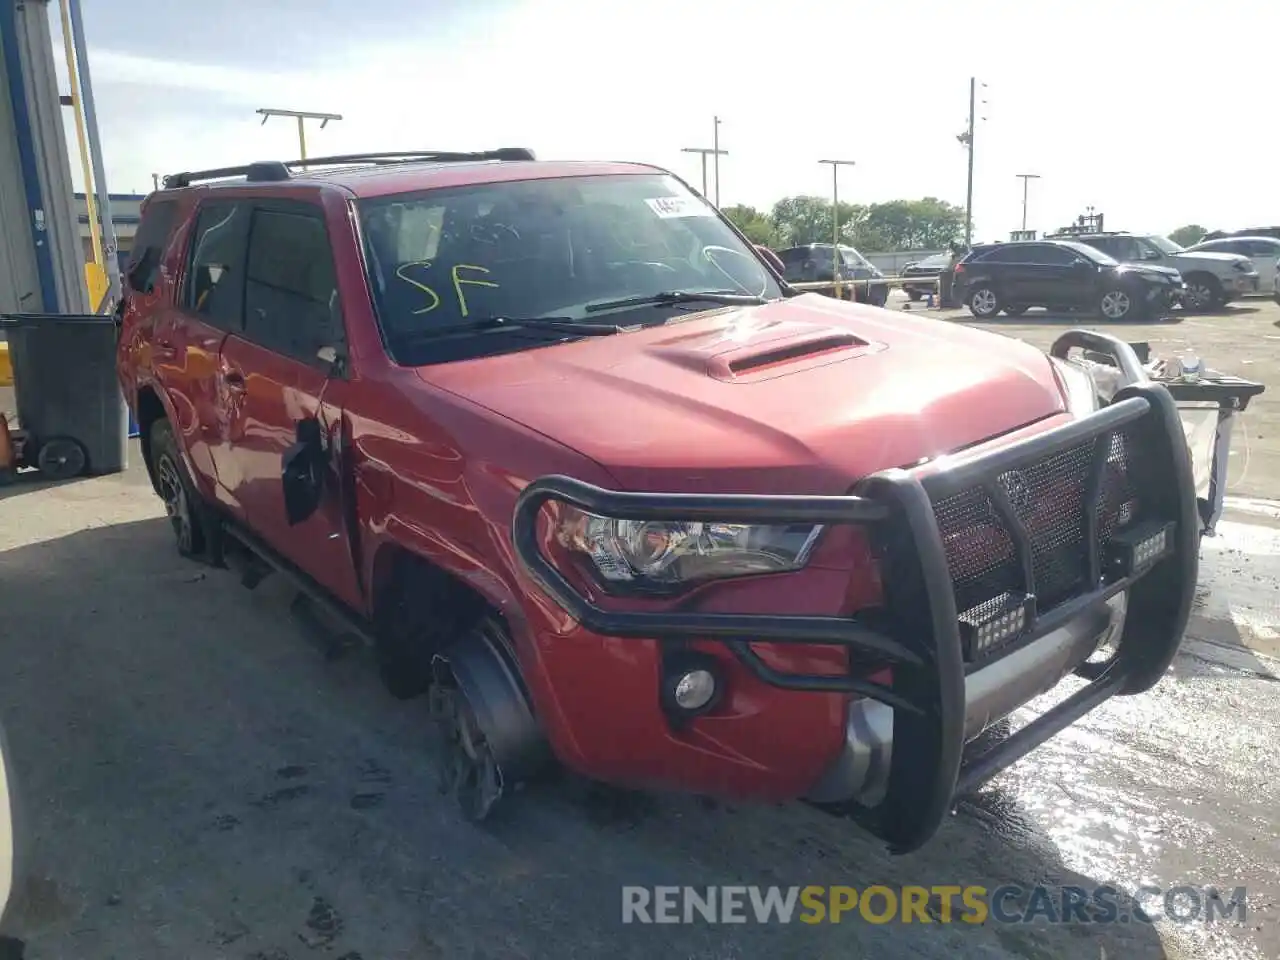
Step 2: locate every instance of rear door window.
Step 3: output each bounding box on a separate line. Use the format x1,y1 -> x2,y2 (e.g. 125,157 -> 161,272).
242,202 -> 344,366
183,201 -> 250,331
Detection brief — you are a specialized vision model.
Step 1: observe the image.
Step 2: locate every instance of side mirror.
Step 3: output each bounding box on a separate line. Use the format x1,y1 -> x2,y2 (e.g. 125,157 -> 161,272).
281,417 -> 325,526
1143,249 -> 1162,261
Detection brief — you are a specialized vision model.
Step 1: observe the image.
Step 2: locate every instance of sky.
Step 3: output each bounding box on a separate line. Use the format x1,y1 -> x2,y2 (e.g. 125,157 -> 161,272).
49,0 -> 1280,244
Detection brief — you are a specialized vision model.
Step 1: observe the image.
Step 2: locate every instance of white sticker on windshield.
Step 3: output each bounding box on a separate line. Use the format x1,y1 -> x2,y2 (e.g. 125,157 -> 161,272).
644,196 -> 715,219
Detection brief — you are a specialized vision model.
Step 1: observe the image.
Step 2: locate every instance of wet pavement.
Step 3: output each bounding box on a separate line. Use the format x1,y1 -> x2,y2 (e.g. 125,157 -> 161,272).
0,452 -> 1276,959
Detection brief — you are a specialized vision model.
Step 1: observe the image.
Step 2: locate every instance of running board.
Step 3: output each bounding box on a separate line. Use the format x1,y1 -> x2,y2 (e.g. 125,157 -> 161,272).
221,523 -> 377,649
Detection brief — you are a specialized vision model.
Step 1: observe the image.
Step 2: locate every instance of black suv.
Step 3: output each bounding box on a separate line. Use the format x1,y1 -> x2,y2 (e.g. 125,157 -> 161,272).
953,239 -> 1184,321
775,243 -> 889,306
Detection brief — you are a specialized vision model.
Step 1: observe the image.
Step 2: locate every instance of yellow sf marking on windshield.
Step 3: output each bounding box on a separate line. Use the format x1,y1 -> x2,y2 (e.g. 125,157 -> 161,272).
396,261 -> 441,314
452,264 -> 499,318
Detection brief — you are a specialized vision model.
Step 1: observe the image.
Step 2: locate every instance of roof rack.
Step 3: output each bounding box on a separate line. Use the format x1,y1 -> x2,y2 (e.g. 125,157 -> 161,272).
161,148 -> 537,189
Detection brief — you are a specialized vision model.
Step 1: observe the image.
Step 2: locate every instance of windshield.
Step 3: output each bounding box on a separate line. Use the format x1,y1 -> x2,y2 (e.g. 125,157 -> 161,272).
357,173 -> 782,358
1146,235 -> 1184,255
1060,240 -> 1118,266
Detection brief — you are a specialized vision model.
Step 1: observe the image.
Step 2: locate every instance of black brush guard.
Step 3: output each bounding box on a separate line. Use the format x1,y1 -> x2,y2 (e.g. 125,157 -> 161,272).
511,331 -> 1200,852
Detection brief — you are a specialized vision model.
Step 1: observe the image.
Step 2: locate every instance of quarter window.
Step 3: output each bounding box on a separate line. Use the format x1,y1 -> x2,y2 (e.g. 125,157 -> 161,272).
184,202 -> 249,331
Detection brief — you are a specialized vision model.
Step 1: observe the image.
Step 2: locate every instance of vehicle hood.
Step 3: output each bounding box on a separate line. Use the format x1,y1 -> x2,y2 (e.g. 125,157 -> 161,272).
419,294 -> 1068,494
1120,262 -> 1182,279
1171,251 -> 1252,270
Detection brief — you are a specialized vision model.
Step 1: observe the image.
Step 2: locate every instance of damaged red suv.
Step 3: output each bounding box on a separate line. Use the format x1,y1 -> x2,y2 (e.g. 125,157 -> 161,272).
116,148 -> 1198,852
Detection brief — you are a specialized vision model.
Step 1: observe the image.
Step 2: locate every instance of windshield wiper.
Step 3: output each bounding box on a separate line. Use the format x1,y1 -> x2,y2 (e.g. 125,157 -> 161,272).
583,290 -> 770,313
402,316 -> 623,340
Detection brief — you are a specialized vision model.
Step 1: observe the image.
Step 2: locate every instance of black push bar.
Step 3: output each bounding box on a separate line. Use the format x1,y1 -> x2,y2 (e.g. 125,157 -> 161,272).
510,331 -> 1199,851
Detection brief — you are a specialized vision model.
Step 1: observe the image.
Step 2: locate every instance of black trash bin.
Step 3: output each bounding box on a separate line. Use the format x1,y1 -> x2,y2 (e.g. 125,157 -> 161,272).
938,267 -> 956,308
0,313 -> 127,479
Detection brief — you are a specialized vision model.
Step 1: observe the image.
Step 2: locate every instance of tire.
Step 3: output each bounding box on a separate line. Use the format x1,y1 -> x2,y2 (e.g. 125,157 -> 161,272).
1002,304 -> 1029,317
149,418 -> 210,560
967,285 -> 1002,319
34,436 -> 87,480
1097,286 -> 1139,322
1183,273 -> 1222,312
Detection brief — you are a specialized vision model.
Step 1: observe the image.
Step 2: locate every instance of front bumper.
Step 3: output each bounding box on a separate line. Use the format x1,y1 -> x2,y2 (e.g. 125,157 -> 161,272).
512,331 -> 1199,853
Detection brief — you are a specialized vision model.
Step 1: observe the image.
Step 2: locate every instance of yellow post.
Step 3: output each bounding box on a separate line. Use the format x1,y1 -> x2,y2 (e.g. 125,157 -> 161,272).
58,0 -> 104,275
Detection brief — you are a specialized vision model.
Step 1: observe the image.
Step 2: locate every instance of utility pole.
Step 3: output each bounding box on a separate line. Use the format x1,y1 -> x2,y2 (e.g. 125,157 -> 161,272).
819,159 -> 856,299
256,108 -> 343,165
681,146 -> 726,198
962,77 -> 976,247
1016,173 -> 1041,231
712,116 -> 723,207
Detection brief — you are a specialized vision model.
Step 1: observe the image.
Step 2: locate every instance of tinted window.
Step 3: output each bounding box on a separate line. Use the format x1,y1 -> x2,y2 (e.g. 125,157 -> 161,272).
986,245 -> 1040,263
358,173 -> 782,361
243,205 -> 343,364
1239,239 -> 1280,256
1032,244 -> 1078,265
184,202 -> 248,330
126,199 -> 179,295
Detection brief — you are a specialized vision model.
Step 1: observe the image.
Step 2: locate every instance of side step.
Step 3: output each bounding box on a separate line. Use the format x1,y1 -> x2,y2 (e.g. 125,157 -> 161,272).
221,523 -> 377,650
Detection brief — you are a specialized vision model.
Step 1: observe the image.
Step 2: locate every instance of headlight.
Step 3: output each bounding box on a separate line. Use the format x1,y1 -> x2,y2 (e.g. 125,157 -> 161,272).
557,508 -> 823,591
1049,356 -> 1102,414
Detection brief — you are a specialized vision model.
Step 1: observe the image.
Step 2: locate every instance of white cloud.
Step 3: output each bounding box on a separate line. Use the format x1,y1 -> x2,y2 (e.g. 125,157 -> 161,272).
59,0 -> 1280,238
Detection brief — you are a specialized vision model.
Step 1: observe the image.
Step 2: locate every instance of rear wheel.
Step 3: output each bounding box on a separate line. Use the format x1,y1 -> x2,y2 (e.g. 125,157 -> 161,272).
967,285 -> 1002,319
149,418 -> 212,560
35,437 -> 87,480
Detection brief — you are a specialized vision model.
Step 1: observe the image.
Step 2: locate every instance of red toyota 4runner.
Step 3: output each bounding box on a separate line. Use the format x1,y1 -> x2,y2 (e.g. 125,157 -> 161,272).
116,149 -> 1199,853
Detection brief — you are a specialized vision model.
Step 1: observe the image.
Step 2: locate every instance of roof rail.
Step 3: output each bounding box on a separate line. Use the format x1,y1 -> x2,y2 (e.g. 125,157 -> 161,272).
161,147 -> 537,189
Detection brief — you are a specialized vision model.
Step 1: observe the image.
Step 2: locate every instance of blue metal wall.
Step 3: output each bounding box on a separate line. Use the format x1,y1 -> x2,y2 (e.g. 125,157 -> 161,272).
1,0 -> 61,312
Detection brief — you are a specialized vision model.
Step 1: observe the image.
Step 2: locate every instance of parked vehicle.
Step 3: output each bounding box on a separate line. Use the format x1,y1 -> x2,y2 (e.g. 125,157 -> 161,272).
116,149 -> 1199,853
900,252 -> 952,300
1275,259 -> 1279,305
953,239 -> 1185,321
1045,230 -> 1257,310
1201,226 -> 1280,243
1185,235 -> 1280,295
775,243 -> 890,306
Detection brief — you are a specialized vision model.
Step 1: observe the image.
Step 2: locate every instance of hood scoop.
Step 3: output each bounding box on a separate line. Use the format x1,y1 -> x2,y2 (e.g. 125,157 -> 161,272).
708,329 -> 885,382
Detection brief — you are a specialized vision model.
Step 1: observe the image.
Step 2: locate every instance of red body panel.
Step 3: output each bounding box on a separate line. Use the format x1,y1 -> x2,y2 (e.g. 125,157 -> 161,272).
117,164 -> 1076,804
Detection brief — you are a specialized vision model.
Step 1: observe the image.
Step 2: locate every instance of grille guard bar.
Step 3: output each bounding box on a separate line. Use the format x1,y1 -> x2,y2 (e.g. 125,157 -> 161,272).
510,333 -> 1200,852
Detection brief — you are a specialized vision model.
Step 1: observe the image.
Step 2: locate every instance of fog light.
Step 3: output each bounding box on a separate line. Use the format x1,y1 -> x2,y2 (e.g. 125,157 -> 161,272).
1105,520 -> 1175,579
659,652 -> 725,724
673,669 -> 717,710
960,593 -> 1035,662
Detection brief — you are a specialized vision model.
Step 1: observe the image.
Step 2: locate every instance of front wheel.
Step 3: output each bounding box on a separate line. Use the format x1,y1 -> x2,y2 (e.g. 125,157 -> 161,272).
967,285 -> 1002,319
1183,274 -> 1223,311
1098,287 -> 1139,322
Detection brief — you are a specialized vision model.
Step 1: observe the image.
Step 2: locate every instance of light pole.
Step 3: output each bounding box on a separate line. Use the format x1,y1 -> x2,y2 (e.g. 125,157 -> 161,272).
819,159 -> 856,299
713,116 -> 723,207
681,147 -> 727,198
1016,173 -> 1041,231
956,77 -> 986,248
256,108 -> 343,165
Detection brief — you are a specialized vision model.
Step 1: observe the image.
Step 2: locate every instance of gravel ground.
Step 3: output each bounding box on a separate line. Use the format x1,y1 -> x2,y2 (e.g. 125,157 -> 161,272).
0,300 -> 1276,959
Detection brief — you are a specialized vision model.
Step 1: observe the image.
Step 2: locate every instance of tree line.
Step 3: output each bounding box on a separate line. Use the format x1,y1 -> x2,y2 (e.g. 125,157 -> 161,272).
721,196 -> 967,253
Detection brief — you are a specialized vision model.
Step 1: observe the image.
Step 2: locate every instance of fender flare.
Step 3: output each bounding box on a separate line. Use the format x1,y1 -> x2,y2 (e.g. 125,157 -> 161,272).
434,617 -> 551,784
